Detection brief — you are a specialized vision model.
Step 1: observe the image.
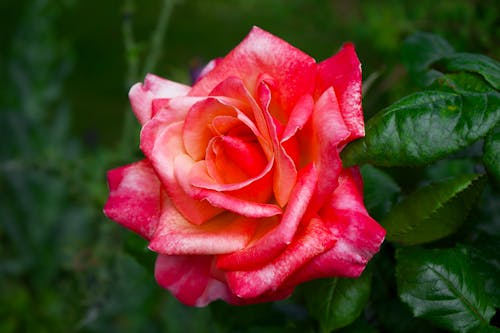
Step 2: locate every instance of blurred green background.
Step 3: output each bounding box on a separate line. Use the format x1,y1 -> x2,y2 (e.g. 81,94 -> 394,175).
0,0 -> 498,332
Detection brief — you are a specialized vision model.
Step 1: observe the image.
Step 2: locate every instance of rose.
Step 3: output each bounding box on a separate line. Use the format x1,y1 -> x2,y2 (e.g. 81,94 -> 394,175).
104,27 -> 385,306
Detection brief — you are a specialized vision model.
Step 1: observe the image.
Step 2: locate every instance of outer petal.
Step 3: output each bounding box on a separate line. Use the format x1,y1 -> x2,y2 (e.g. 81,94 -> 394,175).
129,73 -> 191,125
140,96 -> 206,157
155,255 -> 233,307
226,217 -> 336,298
316,43 -> 364,141
190,26 -> 317,112
216,164 -> 318,270
283,168 -> 385,287
103,160 -> 161,240
149,197 -> 258,255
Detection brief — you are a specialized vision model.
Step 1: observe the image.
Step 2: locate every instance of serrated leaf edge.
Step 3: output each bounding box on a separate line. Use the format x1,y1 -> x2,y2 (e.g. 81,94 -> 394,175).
387,174 -> 484,242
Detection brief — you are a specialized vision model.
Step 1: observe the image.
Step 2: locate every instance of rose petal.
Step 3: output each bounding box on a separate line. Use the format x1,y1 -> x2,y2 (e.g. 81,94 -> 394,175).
305,87 -> 350,217
209,76 -> 273,158
258,81 -> 298,206
281,94 -> 314,143
149,197 -> 258,255
316,43 -> 364,141
140,96 -> 206,157
191,157 -> 273,193
216,163 -> 318,270
191,26 -> 316,112
103,160 -> 161,240
146,122 -> 222,224
226,217 -> 336,298
182,98 -> 243,161
284,168 -> 386,286
129,73 -> 191,125
155,255 -> 233,306
174,154 -> 280,218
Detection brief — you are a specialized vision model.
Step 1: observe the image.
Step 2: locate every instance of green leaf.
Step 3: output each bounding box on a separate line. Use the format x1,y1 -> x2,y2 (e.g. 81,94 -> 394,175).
431,72 -> 496,94
473,325 -> 500,333
336,319 -> 379,333
439,53 -> 500,90
382,174 -> 486,245
341,91 -> 500,167
304,272 -> 372,333
468,241 -> 500,308
360,165 -> 401,220
396,247 -> 496,333
401,32 -> 454,86
483,123 -> 500,186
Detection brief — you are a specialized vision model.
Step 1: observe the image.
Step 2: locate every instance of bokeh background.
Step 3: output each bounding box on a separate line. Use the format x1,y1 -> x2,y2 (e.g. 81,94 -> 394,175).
1,0 -> 498,332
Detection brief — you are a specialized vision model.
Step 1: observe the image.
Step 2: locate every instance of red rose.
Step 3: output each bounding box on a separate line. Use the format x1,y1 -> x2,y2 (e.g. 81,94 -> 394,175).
104,27 -> 385,306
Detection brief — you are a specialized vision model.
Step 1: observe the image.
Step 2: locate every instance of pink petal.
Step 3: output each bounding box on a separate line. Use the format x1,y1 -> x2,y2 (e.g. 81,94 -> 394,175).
140,96 -> 206,157
258,81 -> 298,206
191,157 -> 273,193
145,122 -> 222,225
284,168 -> 385,286
316,44 -> 364,141
103,160 -> 161,240
174,153 -> 279,218
226,217 -> 336,298
208,76 -> 273,158
155,255 -> 233,306
281,94 -> 314,143
303,87 -> 350,219
182,98 -> 242,161
149,197 -> 258,255
190,27 -> 317,112
216,164 -> 318,270
203,133 -> 269,185
129,74 -> 191,125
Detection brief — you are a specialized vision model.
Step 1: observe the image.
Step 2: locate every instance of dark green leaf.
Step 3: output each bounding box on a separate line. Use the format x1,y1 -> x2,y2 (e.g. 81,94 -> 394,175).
382,174 -> 485,245
431,72 -> 496,94
401,32 -> 454,86
439,53 -> 500,90
473,325 -> 500,333
304,272 -> 372,333
425,159 -> 477,183
341,91 -> 500,167
396,247 -> 496,333
336,318 -> 379,333
483,123 -> 500,186
468,242 -> 500,308
360,165 -> 401,220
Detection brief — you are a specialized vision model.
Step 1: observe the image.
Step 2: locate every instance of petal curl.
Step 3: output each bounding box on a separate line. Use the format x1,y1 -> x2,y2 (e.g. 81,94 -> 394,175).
103,160 -> 161,240
129,74 -> 191,125
149,197 -> 258,255
216,164 -> 318,270
305,87 -> 350,217
258,81 -> 298,206
284,168 -> 385,287
145,122 -> 222,224
316,44 -> 364,141
174,154 -> 280,218
155,255 -> 232,307
226,217 -> 336,298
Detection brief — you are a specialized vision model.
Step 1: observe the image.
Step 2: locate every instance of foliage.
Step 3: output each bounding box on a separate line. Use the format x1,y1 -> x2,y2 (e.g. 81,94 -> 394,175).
1,0 -> 499,332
